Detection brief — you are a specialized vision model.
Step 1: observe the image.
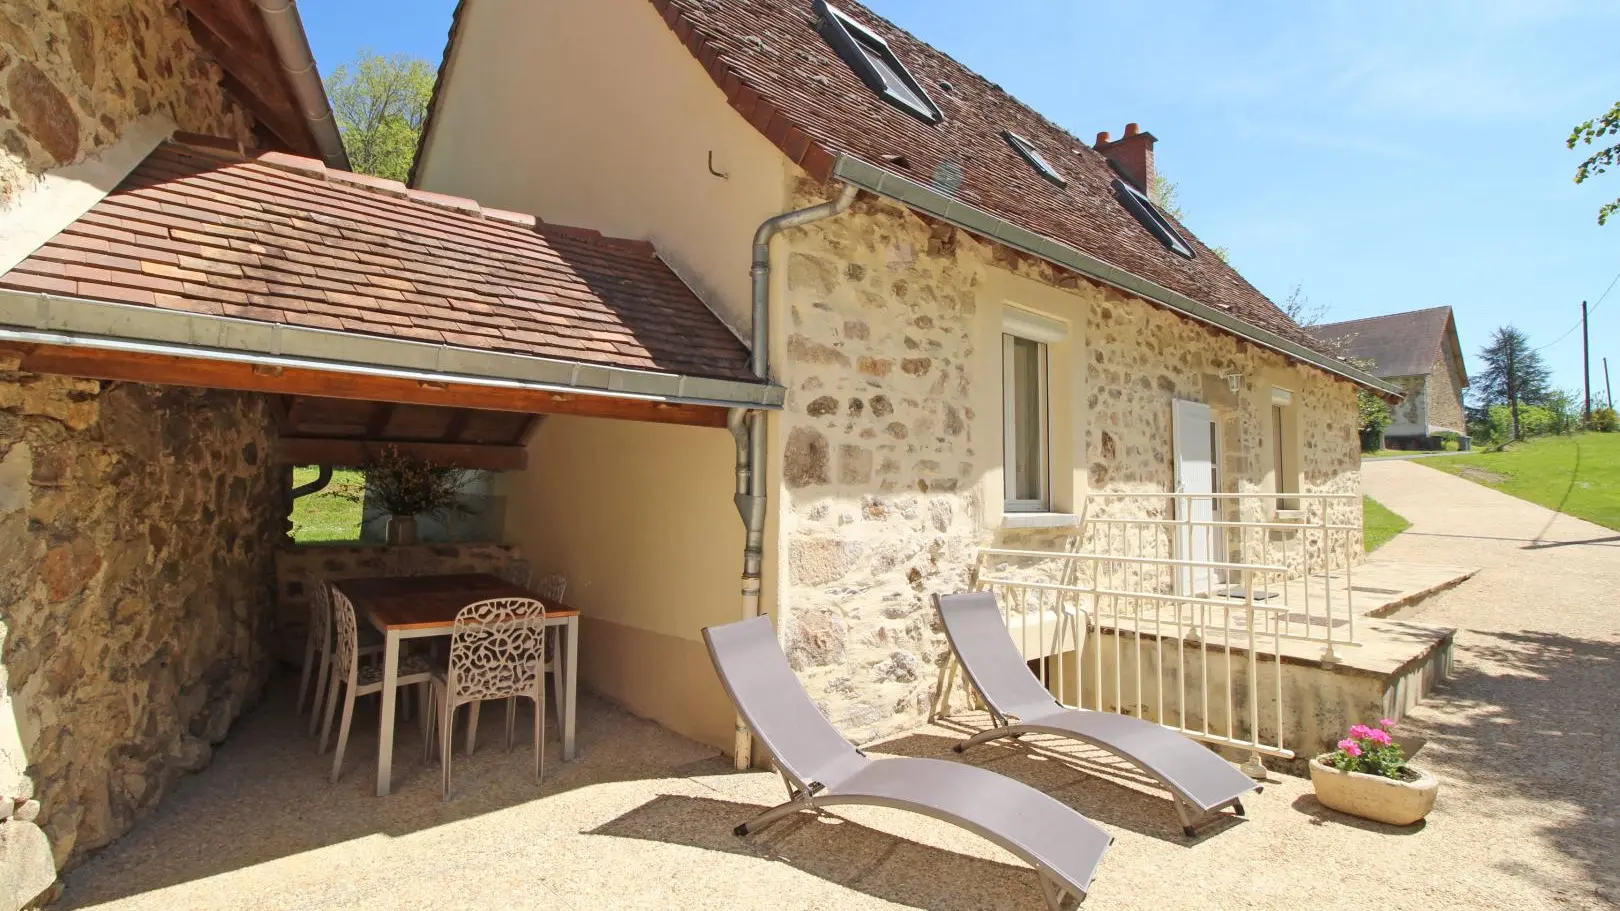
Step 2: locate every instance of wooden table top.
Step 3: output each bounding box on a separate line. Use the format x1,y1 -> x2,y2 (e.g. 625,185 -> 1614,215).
336,573 -> 581,632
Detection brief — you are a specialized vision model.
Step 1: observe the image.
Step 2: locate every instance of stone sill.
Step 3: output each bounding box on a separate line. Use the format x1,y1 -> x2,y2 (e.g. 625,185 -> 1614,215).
1000,512 -> 1080,529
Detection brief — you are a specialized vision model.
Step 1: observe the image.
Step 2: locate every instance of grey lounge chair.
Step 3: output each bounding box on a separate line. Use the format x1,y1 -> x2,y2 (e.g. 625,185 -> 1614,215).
935,592 -> 1259,837
704,615 -> 1111,910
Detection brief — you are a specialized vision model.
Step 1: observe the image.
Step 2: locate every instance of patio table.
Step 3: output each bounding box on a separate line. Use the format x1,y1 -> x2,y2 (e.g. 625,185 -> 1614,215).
334,572 -> 581,797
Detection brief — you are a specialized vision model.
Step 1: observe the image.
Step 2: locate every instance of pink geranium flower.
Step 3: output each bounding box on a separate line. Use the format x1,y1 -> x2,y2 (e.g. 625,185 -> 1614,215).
1349,724 -> 1373,738
1337,739 -> 1363,757
1367,729 -> 1393,746
1379,718 -> 1396,728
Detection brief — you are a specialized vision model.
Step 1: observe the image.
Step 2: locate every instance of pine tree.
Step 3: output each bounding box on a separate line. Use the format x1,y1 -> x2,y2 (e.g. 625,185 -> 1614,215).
1471,326 -> 1552,440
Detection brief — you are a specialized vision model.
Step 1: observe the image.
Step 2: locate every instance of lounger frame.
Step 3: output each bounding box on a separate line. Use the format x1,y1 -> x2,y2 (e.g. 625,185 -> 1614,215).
935,592 -> 1259,837
706,615 -> 1108,910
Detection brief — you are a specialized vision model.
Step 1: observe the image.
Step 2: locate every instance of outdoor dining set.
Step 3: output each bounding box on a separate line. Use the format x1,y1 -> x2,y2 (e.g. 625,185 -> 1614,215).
294,557 -> 580,798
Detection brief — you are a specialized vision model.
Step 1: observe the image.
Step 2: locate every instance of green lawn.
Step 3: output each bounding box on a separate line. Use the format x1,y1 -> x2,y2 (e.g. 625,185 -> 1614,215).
1418,432 -> 1620,531
290,467 -> 367,543
1363,495 -> 1410,552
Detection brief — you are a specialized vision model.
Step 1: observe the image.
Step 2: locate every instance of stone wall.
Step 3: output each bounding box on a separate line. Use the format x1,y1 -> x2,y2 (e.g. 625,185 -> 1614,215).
273,542 -> 518,664
776,192 -> 984,742
0,366 -> 282,874
1426,348 -> 1467,435
0,0 -> 255,207
773,180 -> 1363,748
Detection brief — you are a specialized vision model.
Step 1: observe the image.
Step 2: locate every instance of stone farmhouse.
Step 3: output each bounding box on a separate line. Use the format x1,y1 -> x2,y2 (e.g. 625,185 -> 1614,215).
0,0 -> 1422,901
1314,306 -> 1470,449
411,0 -> 1399,757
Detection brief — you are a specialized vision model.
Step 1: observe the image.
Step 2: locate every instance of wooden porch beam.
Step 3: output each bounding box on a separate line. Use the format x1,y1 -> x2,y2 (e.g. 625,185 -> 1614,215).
1,343 -> 734,428
275,437 -> 527,471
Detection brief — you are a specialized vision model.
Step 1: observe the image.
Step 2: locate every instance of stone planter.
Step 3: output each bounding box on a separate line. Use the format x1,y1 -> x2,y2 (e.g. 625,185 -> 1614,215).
1309,755 -> 1438,826
385,515 -> 418,546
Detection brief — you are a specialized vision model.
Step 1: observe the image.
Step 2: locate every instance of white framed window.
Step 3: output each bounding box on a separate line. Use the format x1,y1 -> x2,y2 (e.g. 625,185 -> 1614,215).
1003,333 -> 1049,511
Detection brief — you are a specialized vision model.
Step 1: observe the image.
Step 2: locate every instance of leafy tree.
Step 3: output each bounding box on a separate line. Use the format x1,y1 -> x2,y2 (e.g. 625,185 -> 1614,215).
1150,175 -> 1229,262
1150,175 -> 1187,222
324,51 -> 436,181
1470,326 -> 1552,441
1279,283 -> 1327,328
1358,388 -> 1392,451
1568,102 -> 1620,225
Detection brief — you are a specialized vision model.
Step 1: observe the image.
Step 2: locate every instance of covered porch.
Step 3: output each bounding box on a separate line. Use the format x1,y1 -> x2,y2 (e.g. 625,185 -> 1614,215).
0,137 -> 777,882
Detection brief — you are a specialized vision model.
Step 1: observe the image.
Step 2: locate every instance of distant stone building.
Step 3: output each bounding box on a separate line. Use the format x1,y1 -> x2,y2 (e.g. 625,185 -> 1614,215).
1315,307 -> 1469,449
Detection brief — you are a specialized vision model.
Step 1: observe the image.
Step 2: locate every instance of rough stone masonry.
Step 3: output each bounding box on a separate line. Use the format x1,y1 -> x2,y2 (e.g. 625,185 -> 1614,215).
0,367 -> 283,879
774,181 -> 1362,750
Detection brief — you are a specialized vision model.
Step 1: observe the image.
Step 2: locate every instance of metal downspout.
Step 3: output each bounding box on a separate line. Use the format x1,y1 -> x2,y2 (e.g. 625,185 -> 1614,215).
291,464 -> 333,499
253,0 -> 351,170
730,183 -> 859,770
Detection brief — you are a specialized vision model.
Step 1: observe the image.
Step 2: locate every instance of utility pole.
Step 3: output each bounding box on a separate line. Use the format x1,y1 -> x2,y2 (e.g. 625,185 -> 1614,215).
1606,356 -> 1614,411
1582,300 -> 1592,421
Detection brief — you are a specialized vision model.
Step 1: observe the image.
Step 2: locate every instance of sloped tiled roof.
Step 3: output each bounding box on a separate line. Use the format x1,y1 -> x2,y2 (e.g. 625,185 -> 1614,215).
646,0 -> 1338,361
0,140 -> 756,383
1313,307 -> 1462,382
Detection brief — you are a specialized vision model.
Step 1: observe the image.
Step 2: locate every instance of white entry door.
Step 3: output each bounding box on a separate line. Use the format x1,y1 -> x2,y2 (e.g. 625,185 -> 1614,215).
1172,400 -> 1216,596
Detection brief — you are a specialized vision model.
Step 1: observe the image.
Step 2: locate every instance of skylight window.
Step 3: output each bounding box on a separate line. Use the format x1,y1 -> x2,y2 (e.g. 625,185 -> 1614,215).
814,0 -> 942,125
1113,178 -> 1195,259
1002,131 -> 1067,187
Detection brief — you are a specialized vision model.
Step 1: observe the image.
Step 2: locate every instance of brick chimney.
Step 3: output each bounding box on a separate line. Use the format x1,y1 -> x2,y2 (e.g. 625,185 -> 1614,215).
1095,123 -> 1156,193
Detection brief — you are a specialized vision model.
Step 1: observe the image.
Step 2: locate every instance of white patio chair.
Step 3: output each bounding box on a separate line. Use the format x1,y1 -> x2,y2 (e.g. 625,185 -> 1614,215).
500,558 -> 532,588
302,573 -> 384,735
319,588 -> 435,783
429,597 -> 549,799
470,574 -> 569,754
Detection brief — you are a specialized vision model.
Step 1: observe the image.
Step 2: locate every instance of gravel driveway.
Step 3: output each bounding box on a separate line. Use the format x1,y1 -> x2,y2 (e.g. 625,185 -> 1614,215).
1359,459 -> 1619,908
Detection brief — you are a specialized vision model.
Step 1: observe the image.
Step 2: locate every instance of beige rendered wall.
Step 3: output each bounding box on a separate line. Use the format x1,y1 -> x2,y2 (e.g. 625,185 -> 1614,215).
411,0 -> 793,335
772,180 -> 1364,747
494,415 -> 743,751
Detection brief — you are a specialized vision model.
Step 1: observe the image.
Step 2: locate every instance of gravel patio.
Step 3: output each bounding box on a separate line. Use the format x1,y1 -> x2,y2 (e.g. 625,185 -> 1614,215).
53,459 -> 1618,910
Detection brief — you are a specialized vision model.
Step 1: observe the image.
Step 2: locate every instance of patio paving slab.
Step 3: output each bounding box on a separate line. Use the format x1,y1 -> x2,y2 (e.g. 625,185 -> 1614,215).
56,666 -> 1611,910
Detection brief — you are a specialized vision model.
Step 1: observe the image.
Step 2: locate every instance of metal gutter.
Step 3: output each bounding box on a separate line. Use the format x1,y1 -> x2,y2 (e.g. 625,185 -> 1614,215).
0,291 -> 783,410
830,156 -> 1402,397
253,0 -> 351,171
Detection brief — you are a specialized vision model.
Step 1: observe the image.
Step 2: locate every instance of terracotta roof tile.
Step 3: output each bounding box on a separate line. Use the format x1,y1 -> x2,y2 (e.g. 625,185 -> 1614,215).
1,142 -> 756,384
651,0 -> 1338,362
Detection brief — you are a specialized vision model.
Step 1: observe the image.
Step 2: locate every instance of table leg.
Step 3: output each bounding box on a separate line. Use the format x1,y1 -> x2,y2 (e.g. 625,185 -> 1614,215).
376,631 -> 401,797
563,615 -> 578,761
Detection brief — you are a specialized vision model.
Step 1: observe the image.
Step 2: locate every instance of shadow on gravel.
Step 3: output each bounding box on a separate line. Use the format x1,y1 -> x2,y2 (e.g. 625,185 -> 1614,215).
1421,628 -> 1619,906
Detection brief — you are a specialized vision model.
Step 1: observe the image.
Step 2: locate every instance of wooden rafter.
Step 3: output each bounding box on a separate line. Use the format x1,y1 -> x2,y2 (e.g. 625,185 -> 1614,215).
440,409 -> 473,443
274,438 -> 526,471
365,402 -> 397,437
177,0 -> 319,155
0,343 -> 734,428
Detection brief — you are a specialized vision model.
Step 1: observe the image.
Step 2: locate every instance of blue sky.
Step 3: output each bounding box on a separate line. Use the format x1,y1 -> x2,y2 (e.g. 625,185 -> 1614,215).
300,0 -> 1620,398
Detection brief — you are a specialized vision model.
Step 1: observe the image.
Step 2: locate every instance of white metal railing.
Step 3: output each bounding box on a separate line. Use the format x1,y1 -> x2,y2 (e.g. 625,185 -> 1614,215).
966,547 -> 1295,769
1079,492 -> 1361,660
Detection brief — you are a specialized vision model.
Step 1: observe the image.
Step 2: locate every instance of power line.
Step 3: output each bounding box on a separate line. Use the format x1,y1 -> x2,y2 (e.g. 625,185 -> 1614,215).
1531,269 -> 1620,352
